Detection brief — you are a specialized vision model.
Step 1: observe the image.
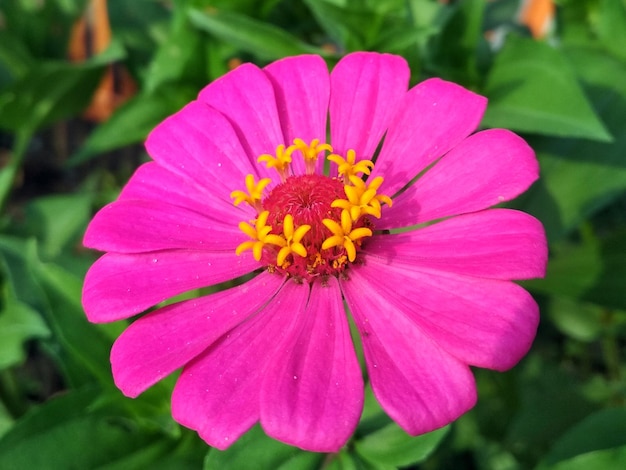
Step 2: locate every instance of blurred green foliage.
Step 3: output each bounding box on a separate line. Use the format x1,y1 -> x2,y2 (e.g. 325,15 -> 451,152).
0,0 -> 625,468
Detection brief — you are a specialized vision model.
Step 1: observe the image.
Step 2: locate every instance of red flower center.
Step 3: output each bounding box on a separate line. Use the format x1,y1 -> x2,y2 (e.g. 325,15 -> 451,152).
231,139 -> 392,282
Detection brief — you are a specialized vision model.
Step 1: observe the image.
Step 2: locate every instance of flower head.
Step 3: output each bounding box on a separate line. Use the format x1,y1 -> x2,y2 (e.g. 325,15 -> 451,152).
82,52 -> 547,452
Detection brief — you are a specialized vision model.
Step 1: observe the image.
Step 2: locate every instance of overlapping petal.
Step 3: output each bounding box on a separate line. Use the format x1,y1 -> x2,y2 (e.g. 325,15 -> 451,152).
341,269 -> 477,435
171,281 -> 310,450
260,277 -> 363,452
370,78 -> 487,196
83,250 -> 257,323
380,129 -> 539,228
367,209 -> 547,280
198,63 -> 284,178
145,100 -> 260,204
118,162 -> 253,221
330,52 -> 409,164
84,200 -> 245,253
353,257 -> 539,371
111,272 -> 284,397
264,55 -> 330,175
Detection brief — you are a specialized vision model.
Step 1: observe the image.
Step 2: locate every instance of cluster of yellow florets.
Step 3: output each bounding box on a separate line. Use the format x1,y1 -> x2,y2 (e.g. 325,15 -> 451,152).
231,139 -> 392,280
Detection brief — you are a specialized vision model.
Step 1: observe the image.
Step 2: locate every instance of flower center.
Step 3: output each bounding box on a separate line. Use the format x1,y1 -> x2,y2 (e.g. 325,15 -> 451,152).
231,139 -> 392,282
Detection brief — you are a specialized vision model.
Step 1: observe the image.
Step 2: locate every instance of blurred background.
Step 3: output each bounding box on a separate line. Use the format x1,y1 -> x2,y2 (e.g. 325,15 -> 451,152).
0,0 -> 625,468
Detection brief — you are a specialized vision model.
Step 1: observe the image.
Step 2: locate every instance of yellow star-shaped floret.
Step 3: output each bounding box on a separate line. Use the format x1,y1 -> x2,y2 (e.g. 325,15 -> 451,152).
258,144 -> 294,181
275,214 -> 311,266
230,174 -> 271,211
322,209 -> 372,262
327,149 -> 374,179
292,138 -> 333,174
332,175 -> 393,221
236,211 -> 285,261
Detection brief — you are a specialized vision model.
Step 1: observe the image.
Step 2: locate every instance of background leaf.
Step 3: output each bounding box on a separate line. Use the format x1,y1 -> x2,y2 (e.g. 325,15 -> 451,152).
482,35 -> 612,141
355,424 -> 449,468
188,7 -> 327,61
204,425 -> 323,470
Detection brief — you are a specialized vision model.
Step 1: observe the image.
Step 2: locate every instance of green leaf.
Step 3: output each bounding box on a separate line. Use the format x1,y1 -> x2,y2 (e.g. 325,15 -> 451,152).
0,237 -> 112,387
0,0 -> 86,60
32,258 -> 117,387
0,31 -> 33,85
204,425 -> 322,470
426,0 -> 486,85
144,6 -> 207,94
188,7 -> 326,61
515,46 -> 626,240
482,35 -> 612,141
0,401 -> 12,439
524,229 -> 626,310
540,446 -> 626,470
537,408 -> 626,469
0,237 -> 47,312
597,0 -> 626,62
0,294 -> 50,369
68,91 -> 185,165
506,357 -> 597,460
546,296 -> 604,342
0,387 -> 183,469
0,42 -> 126,132
303,0 -> 400,51
23,194 -> 93,259
355,424 -> 449,468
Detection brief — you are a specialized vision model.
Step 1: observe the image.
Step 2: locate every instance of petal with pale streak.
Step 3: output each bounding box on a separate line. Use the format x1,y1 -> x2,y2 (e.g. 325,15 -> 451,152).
171,281 -> 310,450
330,52 -> 409,164
260,277 -> 363,452
145,100 -> 260,204
82,250 -> 258,323
84,200 -> 246,253
351,257 -> 539,371
119,162 -> 254,222
111,272 -> 284,397
341,268 -> 477,435
264,55 -> 330,175
367,209 -> 547,280
381,129 -> 539,228
371,78 -> 487,196
198,63 -> 284,178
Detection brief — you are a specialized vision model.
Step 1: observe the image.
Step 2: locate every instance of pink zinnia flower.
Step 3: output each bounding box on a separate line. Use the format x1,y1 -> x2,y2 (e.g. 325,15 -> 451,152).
82,52 -> 547,452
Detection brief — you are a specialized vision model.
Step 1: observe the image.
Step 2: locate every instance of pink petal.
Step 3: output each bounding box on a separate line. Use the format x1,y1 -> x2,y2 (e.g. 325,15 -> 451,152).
330,52 -> 409,163
341,268 -> 477,435
145,100 -> 261,206
380,129 -> 539,228
198,63 -> 284,178
260,277 -> 363,452
119,162 -> 254,222
171,281 -> 310,450
111,272 -> 285,397
367,209 -> 547,280
82,250 -> 258,323
84,200 -> 245,254
371,78 -> 487,196
351,257 -> 539,371
264,55 -> 330,174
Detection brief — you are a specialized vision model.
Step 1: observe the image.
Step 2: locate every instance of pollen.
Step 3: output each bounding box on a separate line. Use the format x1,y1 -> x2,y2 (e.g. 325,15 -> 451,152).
258,144 -> 295,182
322,209 -> 373,262
332,175 -> 393,221
233,139 -> 392,281
275,214 -> 311,267
235,211 -> 284,261
328,149 -> 374,179
292,138 -> 333,174
230,174 -> 271,212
